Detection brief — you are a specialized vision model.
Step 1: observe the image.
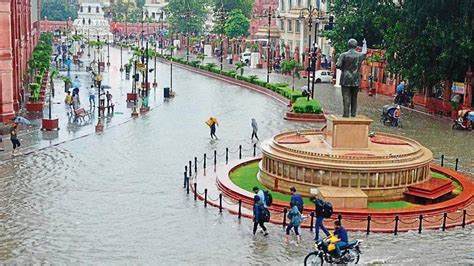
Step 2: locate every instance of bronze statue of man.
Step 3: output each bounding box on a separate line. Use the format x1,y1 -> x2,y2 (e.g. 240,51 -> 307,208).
336,39 -> 367,117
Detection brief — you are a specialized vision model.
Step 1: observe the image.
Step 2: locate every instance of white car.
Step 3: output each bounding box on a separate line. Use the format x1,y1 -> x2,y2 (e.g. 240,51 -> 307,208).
240,52 -> 251,64
312,70 -> 333,83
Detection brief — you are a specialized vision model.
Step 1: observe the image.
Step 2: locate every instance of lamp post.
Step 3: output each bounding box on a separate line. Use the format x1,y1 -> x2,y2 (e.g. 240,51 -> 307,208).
183,5 -> 192,63
95,35 -> 104,132
87,28 -> 90,57
159,11 -> 164,56
119,40 -> 124,73
153,41 -> 157,88
215,2 -> 226,71
106,36 -> 110,68
299,4 -> 323,99
257,7 -> 279,83
141,9 -> 145,48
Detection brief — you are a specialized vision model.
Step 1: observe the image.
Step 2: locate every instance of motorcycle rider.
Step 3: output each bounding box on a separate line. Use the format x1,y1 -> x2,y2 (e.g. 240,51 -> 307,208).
333,220 -> 349,257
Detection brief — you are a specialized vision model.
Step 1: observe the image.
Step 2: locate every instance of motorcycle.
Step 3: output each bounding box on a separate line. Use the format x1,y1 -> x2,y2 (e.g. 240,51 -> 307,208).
304,238 -> 362,265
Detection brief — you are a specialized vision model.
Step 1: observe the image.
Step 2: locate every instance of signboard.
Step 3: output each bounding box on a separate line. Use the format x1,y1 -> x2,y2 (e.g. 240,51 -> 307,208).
451,82 -> 464,94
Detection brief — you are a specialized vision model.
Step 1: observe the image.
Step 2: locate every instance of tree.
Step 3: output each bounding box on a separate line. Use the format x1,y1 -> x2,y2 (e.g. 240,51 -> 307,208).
324,0 -> 399,54
112,0 -> 142,22
224,9 -> 250,39
41,0 -> 78,21
281,59 -> 302,91
235,62 -> 246,76
214,0 -> 254,18
166,0 -> 211,34
384,0 -> 474,95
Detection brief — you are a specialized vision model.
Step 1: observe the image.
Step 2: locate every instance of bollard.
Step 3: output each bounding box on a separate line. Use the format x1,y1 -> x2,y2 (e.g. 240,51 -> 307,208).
394,215 -> 399,235
238,200 -> 242,219
239,145 -> 242,159
214,150 -> 217,166
226,148 -> 229,164
338,214 -> 342,224
183,171 -> 187,188
204,153 -> 207,169
310,212 -> 314,232
462,210 -> 466,228
194,183 -> 197,201
219,193 -> 223,213
455,158 -> 459,171
283,208 -> 288,227
189,161 -> 192,176
441,154 -> 444,166
204,188 -> 208,208
442,213 -> 447,231
253,143 -> 256,157
194,157 -> 198,173
418,215 -> 423,234
186,177 -> 190,194
367,215 -> 371,235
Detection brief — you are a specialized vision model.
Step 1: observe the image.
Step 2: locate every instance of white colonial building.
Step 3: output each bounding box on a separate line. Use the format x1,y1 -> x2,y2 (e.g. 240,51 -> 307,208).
73,2 -> 112,40
277,0 -> 333,61
143,0 -> 168,21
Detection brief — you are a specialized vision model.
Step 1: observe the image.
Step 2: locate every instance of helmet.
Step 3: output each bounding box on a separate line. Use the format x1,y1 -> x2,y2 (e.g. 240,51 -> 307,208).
396,105 -> 400,109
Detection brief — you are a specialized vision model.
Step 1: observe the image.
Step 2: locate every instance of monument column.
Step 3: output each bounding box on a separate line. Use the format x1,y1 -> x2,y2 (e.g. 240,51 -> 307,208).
0,0 -> 15,122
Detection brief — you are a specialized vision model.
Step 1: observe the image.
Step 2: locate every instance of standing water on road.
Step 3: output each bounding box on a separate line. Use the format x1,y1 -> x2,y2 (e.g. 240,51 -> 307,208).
0,57 -> 473,264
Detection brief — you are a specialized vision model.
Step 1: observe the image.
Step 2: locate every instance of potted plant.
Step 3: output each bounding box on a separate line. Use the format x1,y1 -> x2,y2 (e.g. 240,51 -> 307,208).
281,59 -> 302,91
42,68 -> 59,131
26,83 -> 44,112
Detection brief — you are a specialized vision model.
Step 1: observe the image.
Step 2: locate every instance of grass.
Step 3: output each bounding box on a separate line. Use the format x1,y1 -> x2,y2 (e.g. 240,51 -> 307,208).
292,97 -> 323,114
367,201 -> 414,210
228,163 -> 463,210
230,162 -> 313,205
431,172 -> 463,195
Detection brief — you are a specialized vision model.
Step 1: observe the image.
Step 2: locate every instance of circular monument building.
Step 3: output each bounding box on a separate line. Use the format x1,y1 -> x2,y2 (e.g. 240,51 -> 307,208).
258,115 -> 433,207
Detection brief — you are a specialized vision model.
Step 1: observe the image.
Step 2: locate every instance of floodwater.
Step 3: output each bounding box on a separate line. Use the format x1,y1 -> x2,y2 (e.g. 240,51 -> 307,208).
0,48 -> 473,264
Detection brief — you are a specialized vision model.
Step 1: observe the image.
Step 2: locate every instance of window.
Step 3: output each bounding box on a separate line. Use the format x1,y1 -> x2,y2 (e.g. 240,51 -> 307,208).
295,20 -> 300,33
279,19 -> 284,31
88,6 -> 91,13
321,72 -> 326,76
289,0 -> 293,9
287,40 -> 293,52
80,6 -> 83,12
287,19 -> 293,32
96,6 -> 99,13
280,0 -> 285,11
297,0 -> 302,7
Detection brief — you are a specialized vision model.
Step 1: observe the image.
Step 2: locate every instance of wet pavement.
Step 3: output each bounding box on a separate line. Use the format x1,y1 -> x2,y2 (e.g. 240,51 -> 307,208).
0,47 -> 472,264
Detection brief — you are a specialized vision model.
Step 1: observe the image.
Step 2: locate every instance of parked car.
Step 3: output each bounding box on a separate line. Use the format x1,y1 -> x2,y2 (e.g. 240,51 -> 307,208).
311,70 -> 333,83
240,52 -> 251,64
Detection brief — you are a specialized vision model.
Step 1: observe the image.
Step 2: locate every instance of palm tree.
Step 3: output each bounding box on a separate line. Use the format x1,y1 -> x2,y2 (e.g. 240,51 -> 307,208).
281,59 -> 302,91
197,53 -> 207,65
235,62 -> 246,76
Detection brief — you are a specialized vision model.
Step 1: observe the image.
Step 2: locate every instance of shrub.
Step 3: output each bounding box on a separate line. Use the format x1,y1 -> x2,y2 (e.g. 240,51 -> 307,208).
273,82 -> 289,87
292,97 -> 322,114
29,83 -> 40,102
190,60 -> 200,67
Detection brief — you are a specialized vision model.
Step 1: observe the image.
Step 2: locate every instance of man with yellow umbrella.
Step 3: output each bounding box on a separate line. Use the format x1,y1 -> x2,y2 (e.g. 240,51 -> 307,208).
206,117 -> 219,139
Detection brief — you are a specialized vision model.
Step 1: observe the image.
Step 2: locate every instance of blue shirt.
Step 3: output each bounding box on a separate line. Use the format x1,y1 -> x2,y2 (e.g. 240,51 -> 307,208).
396,83 -> 405,93
257,190 -> 267,208
334,226 -> 348,243
290,193 -> 304,209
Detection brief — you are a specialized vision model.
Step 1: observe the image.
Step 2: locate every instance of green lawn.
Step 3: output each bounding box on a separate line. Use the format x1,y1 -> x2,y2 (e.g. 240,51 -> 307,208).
229,162 -> 461,210
230,162 -> 313,205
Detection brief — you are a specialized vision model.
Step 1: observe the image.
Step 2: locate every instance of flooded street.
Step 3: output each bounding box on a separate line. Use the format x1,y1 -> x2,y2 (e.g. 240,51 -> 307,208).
0,48 -> 473,264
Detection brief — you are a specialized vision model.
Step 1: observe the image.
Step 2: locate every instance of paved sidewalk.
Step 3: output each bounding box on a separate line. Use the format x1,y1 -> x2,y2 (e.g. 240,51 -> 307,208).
0,46 -> 163,161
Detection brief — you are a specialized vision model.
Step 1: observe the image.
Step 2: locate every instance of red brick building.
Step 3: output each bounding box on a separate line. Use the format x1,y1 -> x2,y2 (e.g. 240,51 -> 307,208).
0,0 -> 40,123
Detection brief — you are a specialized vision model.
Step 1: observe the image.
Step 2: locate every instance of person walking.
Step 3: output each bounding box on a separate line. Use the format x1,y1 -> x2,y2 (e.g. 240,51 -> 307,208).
206,117 -> 218,139
72,92 -> 80,111
0,133 -> 4,151
64,91 -> 73,116
106,91 -> 113,107
285,201 -> 302,242
253,186 -> 267,208
310,195 -> 330,241
252,195 -> 268,236
88,85 -> 96,107
290,187 -> 304,213
251,118 -> 259,141
10,123 -> 21,155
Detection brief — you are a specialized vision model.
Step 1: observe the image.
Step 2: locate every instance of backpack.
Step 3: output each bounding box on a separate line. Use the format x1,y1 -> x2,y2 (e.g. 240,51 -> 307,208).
322,201 -> 333,218
262,208 -> 271,222
264,191 -> 273,206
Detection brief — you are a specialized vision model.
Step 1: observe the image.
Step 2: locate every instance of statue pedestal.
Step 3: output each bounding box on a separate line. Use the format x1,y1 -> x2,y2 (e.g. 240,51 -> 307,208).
324,115 -> 373,149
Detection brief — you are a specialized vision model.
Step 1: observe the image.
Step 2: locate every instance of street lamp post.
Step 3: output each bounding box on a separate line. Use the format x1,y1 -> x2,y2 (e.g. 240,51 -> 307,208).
215,3 -> 226,71
299,5 -> 325,99
153,41 -> 157,87
95,35 -> 104,132
106,36 -> 110,68
159,11 -> 164,56
257,7 -> 279,83
119,40 -> 124,73
87,28 -> 90,57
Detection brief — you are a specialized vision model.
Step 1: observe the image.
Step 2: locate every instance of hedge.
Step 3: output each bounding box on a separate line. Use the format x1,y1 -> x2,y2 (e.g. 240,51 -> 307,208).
292,97 -> 323,114
167,55 -> 321,113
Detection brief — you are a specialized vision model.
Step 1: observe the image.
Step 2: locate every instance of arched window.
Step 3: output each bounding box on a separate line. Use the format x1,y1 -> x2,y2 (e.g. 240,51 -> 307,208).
88,6 -> 91,13
83,18 -> 85,25
80,6 -> 83,12
96,6 -> 99,13
88,18 -> 91,25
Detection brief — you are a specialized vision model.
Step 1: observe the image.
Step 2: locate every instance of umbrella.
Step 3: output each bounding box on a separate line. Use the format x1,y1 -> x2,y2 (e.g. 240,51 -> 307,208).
300,85 -> 308,92
101,85 -> 112,90
11,116 -> 31,125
